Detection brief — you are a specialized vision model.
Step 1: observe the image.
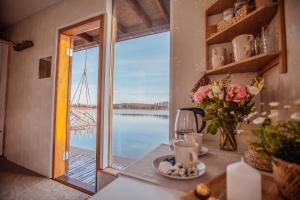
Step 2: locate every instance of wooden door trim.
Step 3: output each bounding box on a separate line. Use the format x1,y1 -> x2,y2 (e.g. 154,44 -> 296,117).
96,15 -> 105,171
0,42 -> 9,156
52,34 -> 72,178
52,15 -> 105,192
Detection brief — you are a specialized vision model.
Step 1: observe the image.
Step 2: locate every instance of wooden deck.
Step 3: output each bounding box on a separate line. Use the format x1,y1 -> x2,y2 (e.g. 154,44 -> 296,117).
67,147 -> 134,187
67,147 -> 96,186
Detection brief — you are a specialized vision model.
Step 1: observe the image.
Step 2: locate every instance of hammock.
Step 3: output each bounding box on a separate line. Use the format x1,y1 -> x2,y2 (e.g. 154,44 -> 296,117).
70,49 -> 97,134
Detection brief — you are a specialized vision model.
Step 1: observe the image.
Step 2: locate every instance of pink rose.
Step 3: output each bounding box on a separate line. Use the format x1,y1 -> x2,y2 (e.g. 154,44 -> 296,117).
193,86 -> 210,102
226,84 -> 249,103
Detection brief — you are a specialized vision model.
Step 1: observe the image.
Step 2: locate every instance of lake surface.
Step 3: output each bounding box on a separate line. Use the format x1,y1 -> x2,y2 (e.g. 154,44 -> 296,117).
70,109 -> 169,160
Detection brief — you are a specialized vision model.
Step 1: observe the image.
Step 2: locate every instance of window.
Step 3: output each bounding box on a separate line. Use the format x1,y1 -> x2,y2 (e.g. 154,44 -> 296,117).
112,32 -> 170,167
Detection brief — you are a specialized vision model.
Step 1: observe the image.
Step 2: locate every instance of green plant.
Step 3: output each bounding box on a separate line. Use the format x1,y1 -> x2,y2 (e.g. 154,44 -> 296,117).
251,119 -> 300,164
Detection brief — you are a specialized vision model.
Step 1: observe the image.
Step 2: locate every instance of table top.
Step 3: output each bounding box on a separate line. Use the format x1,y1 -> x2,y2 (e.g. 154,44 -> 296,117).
121,143 -> 243,192
90,141 -> 243,199
90,176 -> 184,200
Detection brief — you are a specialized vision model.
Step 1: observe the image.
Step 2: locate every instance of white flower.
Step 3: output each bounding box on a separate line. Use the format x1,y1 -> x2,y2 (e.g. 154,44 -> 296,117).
269,102 -> 280,107
207,91 -> 213,98
268,111 -> 279,118
253,117 -> 266,125
261,111 -> 267,116
218,91 -> 225,100
283,105 -> 292,109
244,112 -> 256,121
211,85 -> 221,94
291,112 -> 300,122
247,86 -> 260,96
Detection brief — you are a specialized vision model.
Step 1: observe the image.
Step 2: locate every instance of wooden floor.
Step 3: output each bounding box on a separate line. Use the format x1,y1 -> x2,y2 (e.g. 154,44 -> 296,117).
67,147 -> 134,187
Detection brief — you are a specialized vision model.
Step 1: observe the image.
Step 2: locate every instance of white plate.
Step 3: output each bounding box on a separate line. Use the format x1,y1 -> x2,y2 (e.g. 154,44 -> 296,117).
152,155 -> 206,180
199,146 -> 208,157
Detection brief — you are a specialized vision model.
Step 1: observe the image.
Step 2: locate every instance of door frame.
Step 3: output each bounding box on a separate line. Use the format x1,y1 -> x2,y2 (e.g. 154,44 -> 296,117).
52,15 -> 105,193
0,40 -> 9,157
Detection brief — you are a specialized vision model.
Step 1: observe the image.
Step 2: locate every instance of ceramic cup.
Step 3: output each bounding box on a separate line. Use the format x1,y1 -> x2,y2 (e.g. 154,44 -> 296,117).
232,34 -> 254,61
212,47 -> 226,68
184,133 -> 203,154
170,140 -> 199,168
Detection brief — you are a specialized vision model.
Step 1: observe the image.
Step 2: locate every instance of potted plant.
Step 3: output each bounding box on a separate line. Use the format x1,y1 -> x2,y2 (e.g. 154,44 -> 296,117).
249,106 -> 300,199
192,75 -> 263,151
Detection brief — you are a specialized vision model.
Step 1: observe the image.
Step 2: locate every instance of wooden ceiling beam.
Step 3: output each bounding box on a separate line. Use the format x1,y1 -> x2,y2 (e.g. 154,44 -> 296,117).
117,24 -> 170,42
155,0 -> 169,22
76,33 -> 93,42
126,0 -> 152,27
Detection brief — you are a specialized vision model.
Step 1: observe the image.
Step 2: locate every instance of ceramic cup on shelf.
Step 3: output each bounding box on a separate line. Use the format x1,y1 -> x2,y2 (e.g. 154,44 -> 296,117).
223,8 -> 234,21
184,133 -> 203,154
170,140 -> 199,168
212,47 -> 226,68
232,34 -> 254,61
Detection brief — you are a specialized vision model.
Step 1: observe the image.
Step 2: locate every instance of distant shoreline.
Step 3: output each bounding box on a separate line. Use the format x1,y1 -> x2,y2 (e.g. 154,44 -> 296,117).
72,101 -> 169,110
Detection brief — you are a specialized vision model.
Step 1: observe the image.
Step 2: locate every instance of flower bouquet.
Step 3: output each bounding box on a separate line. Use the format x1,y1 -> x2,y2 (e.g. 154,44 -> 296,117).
193,75 -> 264,151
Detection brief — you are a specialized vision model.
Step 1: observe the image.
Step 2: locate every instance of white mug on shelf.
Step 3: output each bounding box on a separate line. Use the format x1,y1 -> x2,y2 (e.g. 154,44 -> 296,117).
170,140 -> 199,168
232,34 -> 254,61
184,133 -> 203,154
212,47 -> 226,68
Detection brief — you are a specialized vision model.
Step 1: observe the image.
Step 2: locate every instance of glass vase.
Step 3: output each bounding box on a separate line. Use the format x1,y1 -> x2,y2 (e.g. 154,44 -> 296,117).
220,125 -> 237,151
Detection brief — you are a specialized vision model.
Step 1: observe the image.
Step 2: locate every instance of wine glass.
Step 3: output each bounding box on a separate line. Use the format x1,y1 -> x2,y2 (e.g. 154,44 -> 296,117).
174,109 -> 197,140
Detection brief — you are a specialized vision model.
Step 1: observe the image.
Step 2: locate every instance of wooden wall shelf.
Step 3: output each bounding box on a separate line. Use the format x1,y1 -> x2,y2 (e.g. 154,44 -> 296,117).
206,52 -> 279,75
207,3 -> 278,44
206,0 -> 236,16
205,0 -> 287,75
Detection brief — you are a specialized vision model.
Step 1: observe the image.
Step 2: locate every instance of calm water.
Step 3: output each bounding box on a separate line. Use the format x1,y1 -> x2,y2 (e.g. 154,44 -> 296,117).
70,109 -> 169,160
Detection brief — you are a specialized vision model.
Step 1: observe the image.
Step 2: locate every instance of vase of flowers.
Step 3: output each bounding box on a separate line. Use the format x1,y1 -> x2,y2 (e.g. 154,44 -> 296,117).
193,75 -> 263,151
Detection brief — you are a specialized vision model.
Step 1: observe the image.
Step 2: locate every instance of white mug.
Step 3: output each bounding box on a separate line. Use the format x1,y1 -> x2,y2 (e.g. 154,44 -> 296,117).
212,47 -> 226,68
170,140 -> 199,168
232,34 -> 254,61
184,133 -> 203,154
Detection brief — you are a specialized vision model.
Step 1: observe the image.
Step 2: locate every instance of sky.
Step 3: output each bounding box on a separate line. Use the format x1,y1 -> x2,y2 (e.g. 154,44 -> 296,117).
70,31 -> 170,105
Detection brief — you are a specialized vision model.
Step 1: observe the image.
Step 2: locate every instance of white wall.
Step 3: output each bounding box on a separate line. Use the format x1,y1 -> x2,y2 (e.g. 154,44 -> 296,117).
4,0 -> 108,177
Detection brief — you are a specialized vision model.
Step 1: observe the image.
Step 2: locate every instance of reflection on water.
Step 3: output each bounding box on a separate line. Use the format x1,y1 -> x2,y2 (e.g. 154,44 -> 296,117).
70,109 -> 169,160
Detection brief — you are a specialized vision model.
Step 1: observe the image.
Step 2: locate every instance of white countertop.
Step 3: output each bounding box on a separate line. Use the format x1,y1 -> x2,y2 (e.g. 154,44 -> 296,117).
89,176 -> 184,200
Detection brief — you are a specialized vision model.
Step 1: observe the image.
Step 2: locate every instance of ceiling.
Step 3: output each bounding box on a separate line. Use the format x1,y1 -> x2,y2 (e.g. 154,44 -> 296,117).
73,0 -> 170,51
0,0 -> 63,29
0,0 -> 170,49
115,0 -> 170,41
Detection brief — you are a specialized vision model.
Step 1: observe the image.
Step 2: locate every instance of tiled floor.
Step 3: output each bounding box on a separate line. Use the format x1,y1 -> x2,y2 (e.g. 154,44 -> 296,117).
0,157 -> 89,200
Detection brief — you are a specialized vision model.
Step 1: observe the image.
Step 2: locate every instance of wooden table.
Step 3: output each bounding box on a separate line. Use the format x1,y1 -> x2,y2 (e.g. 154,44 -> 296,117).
89,141 -> 243,199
